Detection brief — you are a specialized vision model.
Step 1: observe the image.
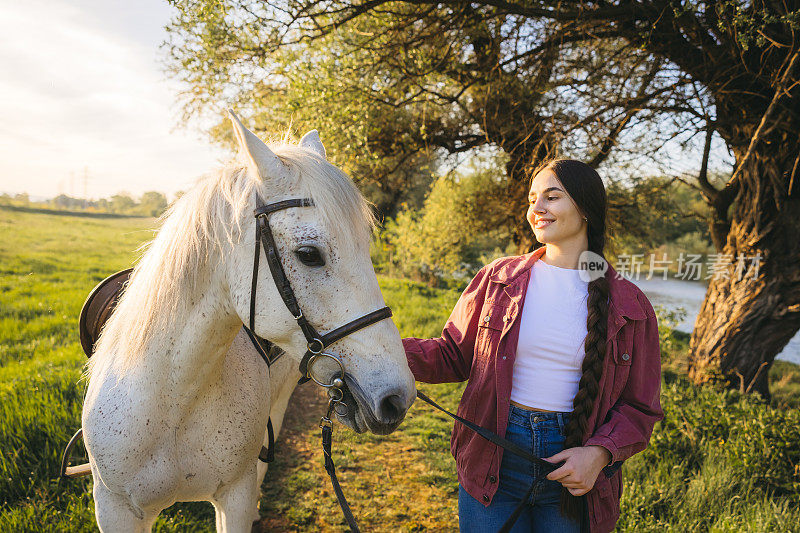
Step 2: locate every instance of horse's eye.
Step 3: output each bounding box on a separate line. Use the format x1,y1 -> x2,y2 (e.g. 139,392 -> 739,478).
294,246 -> 325,267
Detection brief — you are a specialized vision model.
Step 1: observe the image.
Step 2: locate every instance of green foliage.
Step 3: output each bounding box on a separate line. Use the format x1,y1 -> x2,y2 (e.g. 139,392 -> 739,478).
168,3 -> 441,216
606,173 -> 717,276
139,192 -> 169,217
653,304 -> 688,364
373,166 -> 512,287
164,1 -> 648,225
165,0 -> 800,271
769,360 -> 800,410
617,372 -> 800,531
108,194 -> 136,213
711,0 -> 800,50
605,174 -> 712,259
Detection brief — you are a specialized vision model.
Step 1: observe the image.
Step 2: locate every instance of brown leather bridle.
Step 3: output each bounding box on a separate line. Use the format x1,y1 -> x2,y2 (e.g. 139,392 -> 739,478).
243,196 -> 393,388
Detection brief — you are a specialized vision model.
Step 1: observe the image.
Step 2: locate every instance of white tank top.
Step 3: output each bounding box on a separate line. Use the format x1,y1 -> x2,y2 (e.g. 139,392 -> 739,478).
510,257 -> 589,412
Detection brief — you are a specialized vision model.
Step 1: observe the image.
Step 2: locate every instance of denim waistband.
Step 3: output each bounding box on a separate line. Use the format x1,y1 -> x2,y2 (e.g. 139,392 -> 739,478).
509,404 -> 571,418
508,404 -> 571,435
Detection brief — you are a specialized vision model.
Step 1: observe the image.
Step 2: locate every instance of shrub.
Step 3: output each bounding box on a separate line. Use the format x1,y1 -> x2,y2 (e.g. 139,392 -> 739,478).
373,170 -> 511,287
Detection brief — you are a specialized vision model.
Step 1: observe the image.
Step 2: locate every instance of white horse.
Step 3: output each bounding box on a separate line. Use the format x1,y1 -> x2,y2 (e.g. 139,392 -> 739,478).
82,110 -> 416,532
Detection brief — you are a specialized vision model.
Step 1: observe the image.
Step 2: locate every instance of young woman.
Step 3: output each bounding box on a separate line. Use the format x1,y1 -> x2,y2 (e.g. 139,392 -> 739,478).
403,159 -> 664,533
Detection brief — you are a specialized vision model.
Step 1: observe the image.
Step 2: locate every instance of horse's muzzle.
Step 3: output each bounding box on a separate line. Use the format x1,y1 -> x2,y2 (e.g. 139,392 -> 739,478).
340,374 -> 409,435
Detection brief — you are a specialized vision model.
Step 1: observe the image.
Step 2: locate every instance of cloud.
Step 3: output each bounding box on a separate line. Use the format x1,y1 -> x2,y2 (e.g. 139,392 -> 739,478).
0,0 -> 229,199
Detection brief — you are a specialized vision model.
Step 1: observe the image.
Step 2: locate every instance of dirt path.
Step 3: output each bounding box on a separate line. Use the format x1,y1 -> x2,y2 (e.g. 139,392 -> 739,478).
253,383 -> 460,532
254,383 -> 329,532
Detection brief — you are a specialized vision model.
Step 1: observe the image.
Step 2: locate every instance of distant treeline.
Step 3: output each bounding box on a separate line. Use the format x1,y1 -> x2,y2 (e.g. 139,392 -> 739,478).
0,191 -> 173,217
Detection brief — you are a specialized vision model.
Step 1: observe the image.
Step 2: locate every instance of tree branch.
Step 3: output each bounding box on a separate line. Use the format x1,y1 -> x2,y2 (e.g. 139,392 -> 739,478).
696,123 -> 720,202
726,49 -> 800,195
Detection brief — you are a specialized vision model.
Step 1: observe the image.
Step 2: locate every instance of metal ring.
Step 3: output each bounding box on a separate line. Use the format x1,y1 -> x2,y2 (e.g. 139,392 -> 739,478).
327,387 -> 344,403
307,338 -> 325,354
333,400 -> 349,417
306,352 -> 345,388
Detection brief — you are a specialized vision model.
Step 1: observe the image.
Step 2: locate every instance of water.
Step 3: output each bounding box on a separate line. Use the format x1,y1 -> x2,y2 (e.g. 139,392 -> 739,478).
628,276 -> 800,365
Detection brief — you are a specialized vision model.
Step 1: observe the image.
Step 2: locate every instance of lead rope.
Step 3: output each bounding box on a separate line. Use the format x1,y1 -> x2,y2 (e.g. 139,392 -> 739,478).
318,388 -> 568,533
320,385 -> 361,532
414,391 -> 565,533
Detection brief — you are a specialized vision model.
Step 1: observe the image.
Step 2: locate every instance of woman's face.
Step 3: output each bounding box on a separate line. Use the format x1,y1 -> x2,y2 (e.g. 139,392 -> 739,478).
527,168 -> 587,244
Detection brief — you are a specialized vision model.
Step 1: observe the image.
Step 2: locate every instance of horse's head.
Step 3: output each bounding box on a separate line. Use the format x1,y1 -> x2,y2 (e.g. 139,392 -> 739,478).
224,110 -> 415,435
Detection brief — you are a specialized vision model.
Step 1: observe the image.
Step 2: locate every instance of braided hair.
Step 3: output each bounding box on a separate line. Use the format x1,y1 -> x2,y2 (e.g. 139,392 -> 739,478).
529,158 -> 609,522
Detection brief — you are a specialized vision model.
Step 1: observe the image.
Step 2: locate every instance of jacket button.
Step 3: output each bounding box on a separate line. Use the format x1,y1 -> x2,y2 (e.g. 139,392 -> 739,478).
483,494 -> 490,502
483,315 -> 491,322
622,352 -> 630,361
489,475 -> 497,483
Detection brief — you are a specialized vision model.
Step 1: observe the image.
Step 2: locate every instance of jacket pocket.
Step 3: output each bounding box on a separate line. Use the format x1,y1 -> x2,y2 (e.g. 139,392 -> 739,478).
476,302 -> 504,360
589,469 -> 621,523
610,323 -> 634,400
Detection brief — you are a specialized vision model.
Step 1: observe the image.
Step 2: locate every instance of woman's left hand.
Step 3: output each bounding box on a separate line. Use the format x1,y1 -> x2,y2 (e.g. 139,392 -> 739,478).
542,445 -> 612,496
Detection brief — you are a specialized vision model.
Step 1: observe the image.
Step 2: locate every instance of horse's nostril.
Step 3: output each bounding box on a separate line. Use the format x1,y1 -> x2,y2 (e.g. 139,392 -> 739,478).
378,394 -> 405,424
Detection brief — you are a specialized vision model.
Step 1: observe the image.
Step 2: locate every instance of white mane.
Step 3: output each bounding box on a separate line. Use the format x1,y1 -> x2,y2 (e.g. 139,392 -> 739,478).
87,142 -> 376,379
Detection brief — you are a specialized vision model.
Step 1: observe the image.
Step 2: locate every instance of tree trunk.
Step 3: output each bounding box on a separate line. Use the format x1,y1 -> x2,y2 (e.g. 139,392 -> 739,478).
507,159 -> 537,254
688,137 -> 800,401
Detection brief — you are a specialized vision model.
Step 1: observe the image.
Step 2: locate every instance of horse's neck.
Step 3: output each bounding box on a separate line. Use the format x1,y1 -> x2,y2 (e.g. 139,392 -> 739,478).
136,269 -> 241,402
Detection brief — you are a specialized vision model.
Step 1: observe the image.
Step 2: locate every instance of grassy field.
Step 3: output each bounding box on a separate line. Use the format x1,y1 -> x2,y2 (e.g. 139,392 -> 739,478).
1,206 -> 799,532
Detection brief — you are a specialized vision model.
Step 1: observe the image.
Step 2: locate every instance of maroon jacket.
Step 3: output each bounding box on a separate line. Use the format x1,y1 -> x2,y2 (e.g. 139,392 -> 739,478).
403,246 -> 664,533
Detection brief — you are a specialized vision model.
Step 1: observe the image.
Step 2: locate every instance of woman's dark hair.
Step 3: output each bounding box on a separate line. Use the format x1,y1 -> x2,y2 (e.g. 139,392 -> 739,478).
530,158 -> 609,522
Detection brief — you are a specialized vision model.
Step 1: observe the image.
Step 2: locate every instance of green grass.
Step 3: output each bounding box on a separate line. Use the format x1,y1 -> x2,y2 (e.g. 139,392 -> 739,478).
1,206 -> 799,532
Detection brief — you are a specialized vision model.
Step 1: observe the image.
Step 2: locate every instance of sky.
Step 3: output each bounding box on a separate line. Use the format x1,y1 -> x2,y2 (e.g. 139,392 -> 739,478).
0,0 -> 230,201
0,0 -> 733,202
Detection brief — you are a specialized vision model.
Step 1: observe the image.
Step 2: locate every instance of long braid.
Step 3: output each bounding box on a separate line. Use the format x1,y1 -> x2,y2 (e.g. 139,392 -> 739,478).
530,158 -> 610,523
559,271 -> 609,521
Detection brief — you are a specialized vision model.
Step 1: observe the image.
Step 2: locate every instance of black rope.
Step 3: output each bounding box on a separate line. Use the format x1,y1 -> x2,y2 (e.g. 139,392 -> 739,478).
322,424 -> 361,533
415,391 -> 568,533
258,418 -> 275,463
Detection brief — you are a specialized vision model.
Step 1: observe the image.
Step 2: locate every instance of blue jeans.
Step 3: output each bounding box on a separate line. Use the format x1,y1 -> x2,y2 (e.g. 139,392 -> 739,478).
458,405 -> 587,532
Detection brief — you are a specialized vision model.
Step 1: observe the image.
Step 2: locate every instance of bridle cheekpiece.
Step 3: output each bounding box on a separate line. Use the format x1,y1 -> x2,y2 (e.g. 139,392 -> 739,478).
244,195 -> 393,397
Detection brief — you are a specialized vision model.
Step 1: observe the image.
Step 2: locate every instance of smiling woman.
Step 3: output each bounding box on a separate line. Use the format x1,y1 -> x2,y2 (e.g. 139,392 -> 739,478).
402,158 -> 664,533
528,172 -> 589,236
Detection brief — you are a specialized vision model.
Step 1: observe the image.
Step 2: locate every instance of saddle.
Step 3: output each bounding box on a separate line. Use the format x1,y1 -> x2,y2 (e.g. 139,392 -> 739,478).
79,268 -> 132,356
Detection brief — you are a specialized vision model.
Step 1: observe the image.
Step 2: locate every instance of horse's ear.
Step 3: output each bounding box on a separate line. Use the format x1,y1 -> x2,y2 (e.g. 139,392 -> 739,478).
227,109 -> 290,181
299,129 -> 327,160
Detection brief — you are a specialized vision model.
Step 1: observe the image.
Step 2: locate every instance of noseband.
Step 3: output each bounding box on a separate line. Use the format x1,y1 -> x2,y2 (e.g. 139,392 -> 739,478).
245,196 -> 393,389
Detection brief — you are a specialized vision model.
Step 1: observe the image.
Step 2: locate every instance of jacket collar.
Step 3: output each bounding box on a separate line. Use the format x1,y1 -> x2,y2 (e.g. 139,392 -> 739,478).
488,245 -> 647,322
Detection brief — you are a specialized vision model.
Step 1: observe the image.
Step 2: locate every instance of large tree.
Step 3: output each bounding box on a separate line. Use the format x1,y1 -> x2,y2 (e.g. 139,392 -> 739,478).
166,0 -> 800,399
166,1 -> 669,240
477,0 -> 800,400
